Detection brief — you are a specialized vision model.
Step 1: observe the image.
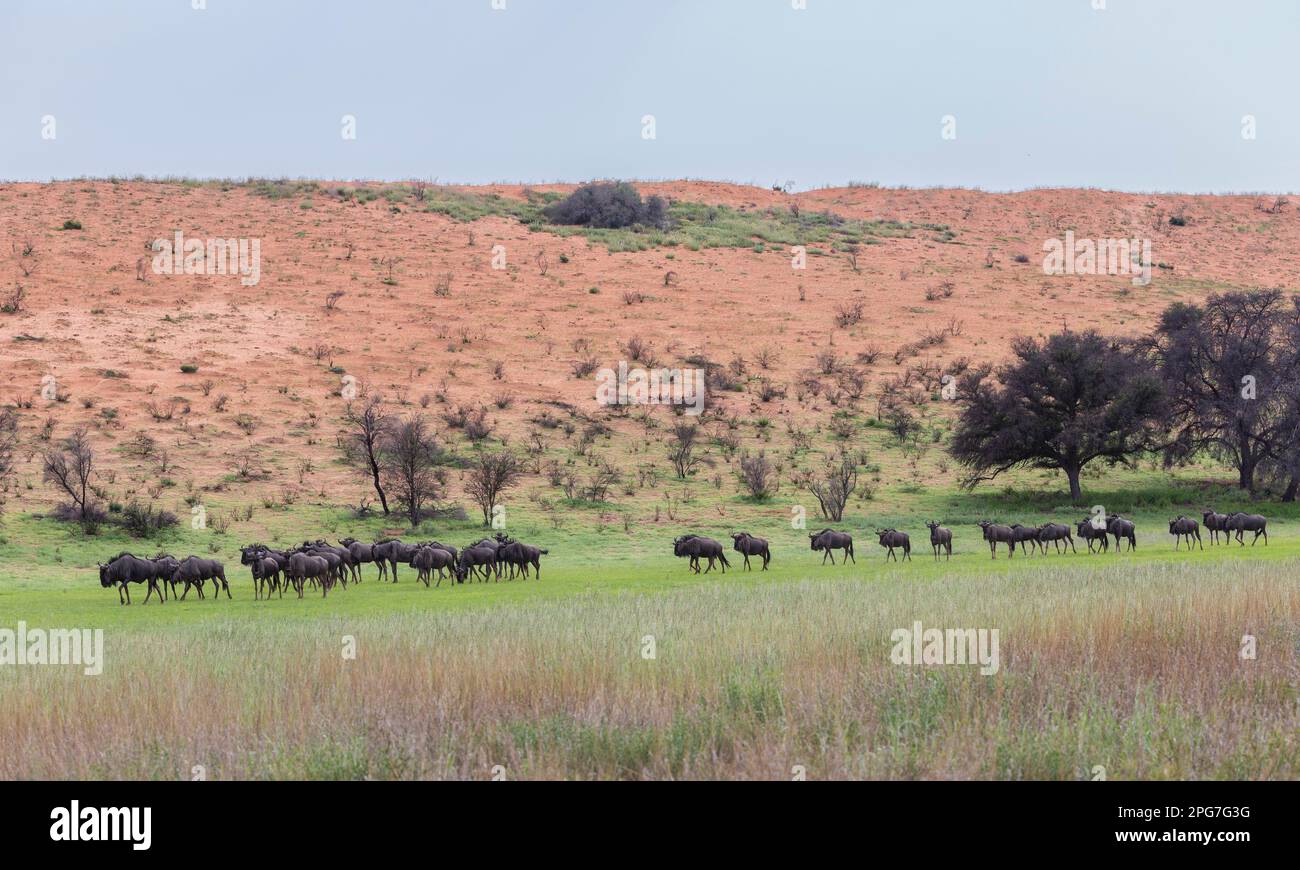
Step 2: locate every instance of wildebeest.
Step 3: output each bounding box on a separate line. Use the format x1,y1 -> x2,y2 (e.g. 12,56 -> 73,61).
1168,516 -> 1202,551
456,545 -> 499,583
287,552 -> 331,598
372,539 -> 420,582
496,539 -> 549,580
299,544 -> 347,590
809,529 -> 854,565
924,521 -> 952,560
730,532 -> 771,570
1225,512 -> 1268,546
875,528 -> 911,562
1106,515 -> 1137,552
1035,523 -> 1076,554
976,521 -> 1016,559
1075,519 -> 1110,553
240,545 -> 283,599
98,553 -> 171,605
172,556 -> 229,600
340,537 -> 386,581
1009,523 -> 1042,556
1201,510 -> 1229,545
412,545 -> 456,587
673,535 -> 730,573
304,540 -> 358,584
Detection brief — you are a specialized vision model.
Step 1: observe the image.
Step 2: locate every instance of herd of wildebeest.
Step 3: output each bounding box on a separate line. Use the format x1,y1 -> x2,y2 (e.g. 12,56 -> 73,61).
673,510 -> 1270,573
95,509 -> 1270,603
96,534 -> 548,604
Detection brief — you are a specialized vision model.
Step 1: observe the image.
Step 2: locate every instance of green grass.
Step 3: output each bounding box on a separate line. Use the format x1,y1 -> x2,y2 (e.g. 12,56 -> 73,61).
2,552 -> 1295,779
243,180 -> 954,253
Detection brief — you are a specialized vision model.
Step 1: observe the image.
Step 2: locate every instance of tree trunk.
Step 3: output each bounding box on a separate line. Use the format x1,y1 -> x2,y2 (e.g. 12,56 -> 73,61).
1065,465 -> 1083,502
1238,457 -> 1256,492
1283,476 -> 1298,503
368,456 -> 390,514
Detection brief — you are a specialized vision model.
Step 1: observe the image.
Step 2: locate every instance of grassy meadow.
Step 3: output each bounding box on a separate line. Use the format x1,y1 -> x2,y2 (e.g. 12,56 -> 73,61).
1,467 -> 1298,780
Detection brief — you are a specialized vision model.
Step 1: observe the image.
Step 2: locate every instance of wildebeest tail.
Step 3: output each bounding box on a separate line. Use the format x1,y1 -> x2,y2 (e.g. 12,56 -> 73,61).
719,552 -> 730,567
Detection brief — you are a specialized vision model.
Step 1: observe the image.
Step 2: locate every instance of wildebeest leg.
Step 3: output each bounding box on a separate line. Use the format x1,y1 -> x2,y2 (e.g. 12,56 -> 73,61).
144,579 -> 158,605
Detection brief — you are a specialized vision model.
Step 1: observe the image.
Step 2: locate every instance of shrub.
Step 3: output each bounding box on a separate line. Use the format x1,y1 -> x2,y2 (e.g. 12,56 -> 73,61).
543,182 -> 668,230
119,499 -> 180,538
60,219 -> 83,231
180,364 -> 198,374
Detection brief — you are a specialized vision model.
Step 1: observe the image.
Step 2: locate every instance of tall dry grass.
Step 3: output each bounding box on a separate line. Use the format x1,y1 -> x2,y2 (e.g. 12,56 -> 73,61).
2,559 -> 1296,779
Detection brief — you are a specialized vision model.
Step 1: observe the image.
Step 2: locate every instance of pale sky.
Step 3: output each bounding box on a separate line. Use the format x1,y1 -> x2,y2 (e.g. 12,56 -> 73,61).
2,0 -> 1297,191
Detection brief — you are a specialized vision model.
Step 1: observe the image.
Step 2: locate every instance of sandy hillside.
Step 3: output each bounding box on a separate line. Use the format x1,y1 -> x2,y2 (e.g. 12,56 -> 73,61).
0,180 -> 1296,518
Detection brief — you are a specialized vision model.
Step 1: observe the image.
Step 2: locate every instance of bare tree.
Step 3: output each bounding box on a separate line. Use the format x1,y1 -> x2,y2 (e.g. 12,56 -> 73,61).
42,427 -> 99,529
464,450 -> 525,526
584,460 -> 621,502
341,395 -> 391,514
668,422 -> 705,479
806,450 -> 858,521
381,414 -> 445,528
737,450 -> 777,500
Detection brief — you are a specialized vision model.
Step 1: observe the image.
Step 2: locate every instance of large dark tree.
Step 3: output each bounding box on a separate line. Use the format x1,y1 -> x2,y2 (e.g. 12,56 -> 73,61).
1147,289 -> 1298,493
950,330 -> 1167,501
1252,295 -> 1300,499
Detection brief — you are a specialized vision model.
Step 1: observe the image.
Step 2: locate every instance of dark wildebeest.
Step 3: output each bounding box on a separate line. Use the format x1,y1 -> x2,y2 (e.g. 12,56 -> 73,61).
1106,515 -> 1137,552
1225,512 -> 1268,547
287,552 -> 331,598
497,540 -> 548,580
301,545 -> 347,590
305,540 -> 358,584
924,521 -> 952,561
1075,519 -> 1110,553
412,546 -> 456,587
809,529 -> 854,565
173,556 -> 229,600
151,554 -> 181,600
1036,523 -> 1076,554
340,537 -> 386,581
875,528 -> 911,562
1168,516 -> 1202,551
240,545 -> 282,598
372,539 -> 420,582
730,532 -> 771,570
456,545 -> 499,583
1009,523 -> 1042,556
673,535 -> 730,573
1201,510 -> 1229,545
98,553 -> 169,605
976,521 -> 1016,559
240,545 -> 283,599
